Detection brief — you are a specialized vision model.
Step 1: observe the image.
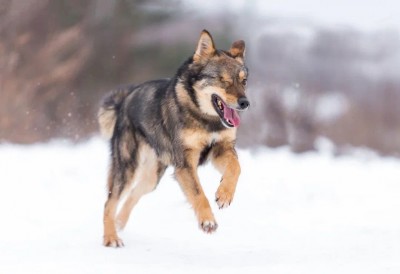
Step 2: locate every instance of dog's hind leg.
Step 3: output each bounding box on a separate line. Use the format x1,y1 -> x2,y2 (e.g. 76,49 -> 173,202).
103,130 -> 139,247
103,163 -> 136,247
116,145 -> 166,230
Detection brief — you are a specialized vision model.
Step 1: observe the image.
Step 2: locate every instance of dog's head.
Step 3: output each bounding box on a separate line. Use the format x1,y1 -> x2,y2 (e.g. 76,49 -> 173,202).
189,30 -> 249,128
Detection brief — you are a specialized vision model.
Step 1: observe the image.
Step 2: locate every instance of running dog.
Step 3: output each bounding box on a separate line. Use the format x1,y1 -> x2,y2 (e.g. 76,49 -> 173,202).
98,30 -> 249,247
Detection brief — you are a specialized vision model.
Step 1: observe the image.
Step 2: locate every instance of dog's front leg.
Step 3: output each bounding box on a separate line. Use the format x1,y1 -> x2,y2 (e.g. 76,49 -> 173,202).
212,142 -> 241,209
175,166 -> 217,233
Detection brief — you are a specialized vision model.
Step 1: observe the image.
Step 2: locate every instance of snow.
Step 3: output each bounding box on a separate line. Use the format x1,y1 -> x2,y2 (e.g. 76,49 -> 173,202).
1,137 -> 400,273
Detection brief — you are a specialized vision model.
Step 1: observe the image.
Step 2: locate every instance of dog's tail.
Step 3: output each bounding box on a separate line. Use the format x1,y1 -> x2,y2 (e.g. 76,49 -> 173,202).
98,87 -> 131,139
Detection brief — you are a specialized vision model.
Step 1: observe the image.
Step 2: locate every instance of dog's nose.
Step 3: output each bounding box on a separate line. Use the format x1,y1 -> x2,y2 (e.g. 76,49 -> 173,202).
238,97 -> 250,110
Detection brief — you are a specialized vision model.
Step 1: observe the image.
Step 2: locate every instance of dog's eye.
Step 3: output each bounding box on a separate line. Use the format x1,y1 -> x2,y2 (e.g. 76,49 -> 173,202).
242,79 -> 247,86
199,74 -> 216,80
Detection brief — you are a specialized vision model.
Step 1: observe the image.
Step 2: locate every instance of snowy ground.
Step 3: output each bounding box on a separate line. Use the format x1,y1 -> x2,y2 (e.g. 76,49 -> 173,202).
1,137 -> 400,274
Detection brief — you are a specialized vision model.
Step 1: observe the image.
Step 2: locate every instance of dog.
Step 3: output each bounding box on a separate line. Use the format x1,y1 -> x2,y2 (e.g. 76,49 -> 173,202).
98,30 -> 249,247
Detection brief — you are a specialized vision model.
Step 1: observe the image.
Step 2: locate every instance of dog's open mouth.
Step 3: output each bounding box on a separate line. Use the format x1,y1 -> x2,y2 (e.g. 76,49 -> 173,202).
212,94 -> 240,128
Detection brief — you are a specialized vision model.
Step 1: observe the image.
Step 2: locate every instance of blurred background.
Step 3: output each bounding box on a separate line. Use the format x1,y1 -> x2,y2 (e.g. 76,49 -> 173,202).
1,0 -> 399,156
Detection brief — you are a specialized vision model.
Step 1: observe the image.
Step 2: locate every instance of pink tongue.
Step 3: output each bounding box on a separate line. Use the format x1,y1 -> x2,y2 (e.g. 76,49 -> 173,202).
224,106 -> 240,127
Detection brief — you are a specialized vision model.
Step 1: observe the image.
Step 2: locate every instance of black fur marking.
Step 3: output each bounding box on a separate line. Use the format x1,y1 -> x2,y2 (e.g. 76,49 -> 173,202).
185,81 -> 199,107
154,163 -> 167,189
109,108 -> 140,197
199,143 -> 214,166
181,59 -> 201,108
185,107 -> 226,132
221,50 -> 233,58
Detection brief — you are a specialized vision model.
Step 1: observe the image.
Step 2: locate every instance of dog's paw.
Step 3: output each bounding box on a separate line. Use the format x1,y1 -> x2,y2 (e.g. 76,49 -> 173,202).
103,235 -> 124,248
215,186 -> 234,209
200,220 -> 218,234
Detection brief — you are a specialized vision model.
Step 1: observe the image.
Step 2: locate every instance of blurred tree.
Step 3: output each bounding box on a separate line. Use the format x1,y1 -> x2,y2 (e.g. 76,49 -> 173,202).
2,1 -> 400,157
0,0 -> 193,143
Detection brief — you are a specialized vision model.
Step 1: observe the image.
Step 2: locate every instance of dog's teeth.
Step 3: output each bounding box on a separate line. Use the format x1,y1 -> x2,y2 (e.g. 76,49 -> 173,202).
217,100 -> 223,110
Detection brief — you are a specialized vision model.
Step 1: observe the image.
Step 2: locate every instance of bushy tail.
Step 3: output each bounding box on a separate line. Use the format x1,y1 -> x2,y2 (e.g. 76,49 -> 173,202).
98,87 -> 131,139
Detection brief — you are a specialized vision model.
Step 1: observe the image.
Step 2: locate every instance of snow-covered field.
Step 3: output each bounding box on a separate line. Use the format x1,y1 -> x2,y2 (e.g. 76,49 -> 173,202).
1,137 -> 400,274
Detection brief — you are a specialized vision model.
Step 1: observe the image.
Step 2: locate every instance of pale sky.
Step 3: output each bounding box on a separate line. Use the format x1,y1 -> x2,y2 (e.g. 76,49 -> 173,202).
184,0 -> 400,31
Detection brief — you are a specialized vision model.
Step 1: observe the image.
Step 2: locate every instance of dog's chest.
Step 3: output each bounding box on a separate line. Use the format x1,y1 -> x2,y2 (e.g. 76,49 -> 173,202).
180,128 -> 236,151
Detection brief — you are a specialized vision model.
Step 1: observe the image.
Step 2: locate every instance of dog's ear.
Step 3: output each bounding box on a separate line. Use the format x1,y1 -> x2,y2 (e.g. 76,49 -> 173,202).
193,30 -> 216,63
229,40 -> 245,63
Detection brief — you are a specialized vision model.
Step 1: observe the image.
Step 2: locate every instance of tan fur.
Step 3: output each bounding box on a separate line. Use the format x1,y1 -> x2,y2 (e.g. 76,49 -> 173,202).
104,163 -> 135,247
120,132 -> 133,161
176,82 -> 193,107
98,106 -> 116,139
178,127 -> 240,221
181,127 -> 240,210
181,128 -> 209,149
116,144 -> 159,230
225,93 -> 242,107
238,70 -> 246,80
212,142 -> 241,208
193,30 -> 216,63
181,127 -> 237,149
159,152 -> 172,166
175,165 -> 216,231
220,71 -> 233,85
196,85 -> 226,117
178,128 -> 217,221
229,40 -> 246,64
103,197 -> 122,247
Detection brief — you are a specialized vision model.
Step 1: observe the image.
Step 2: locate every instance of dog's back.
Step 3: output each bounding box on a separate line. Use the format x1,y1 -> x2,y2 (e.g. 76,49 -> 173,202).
98,79 -> 170,140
